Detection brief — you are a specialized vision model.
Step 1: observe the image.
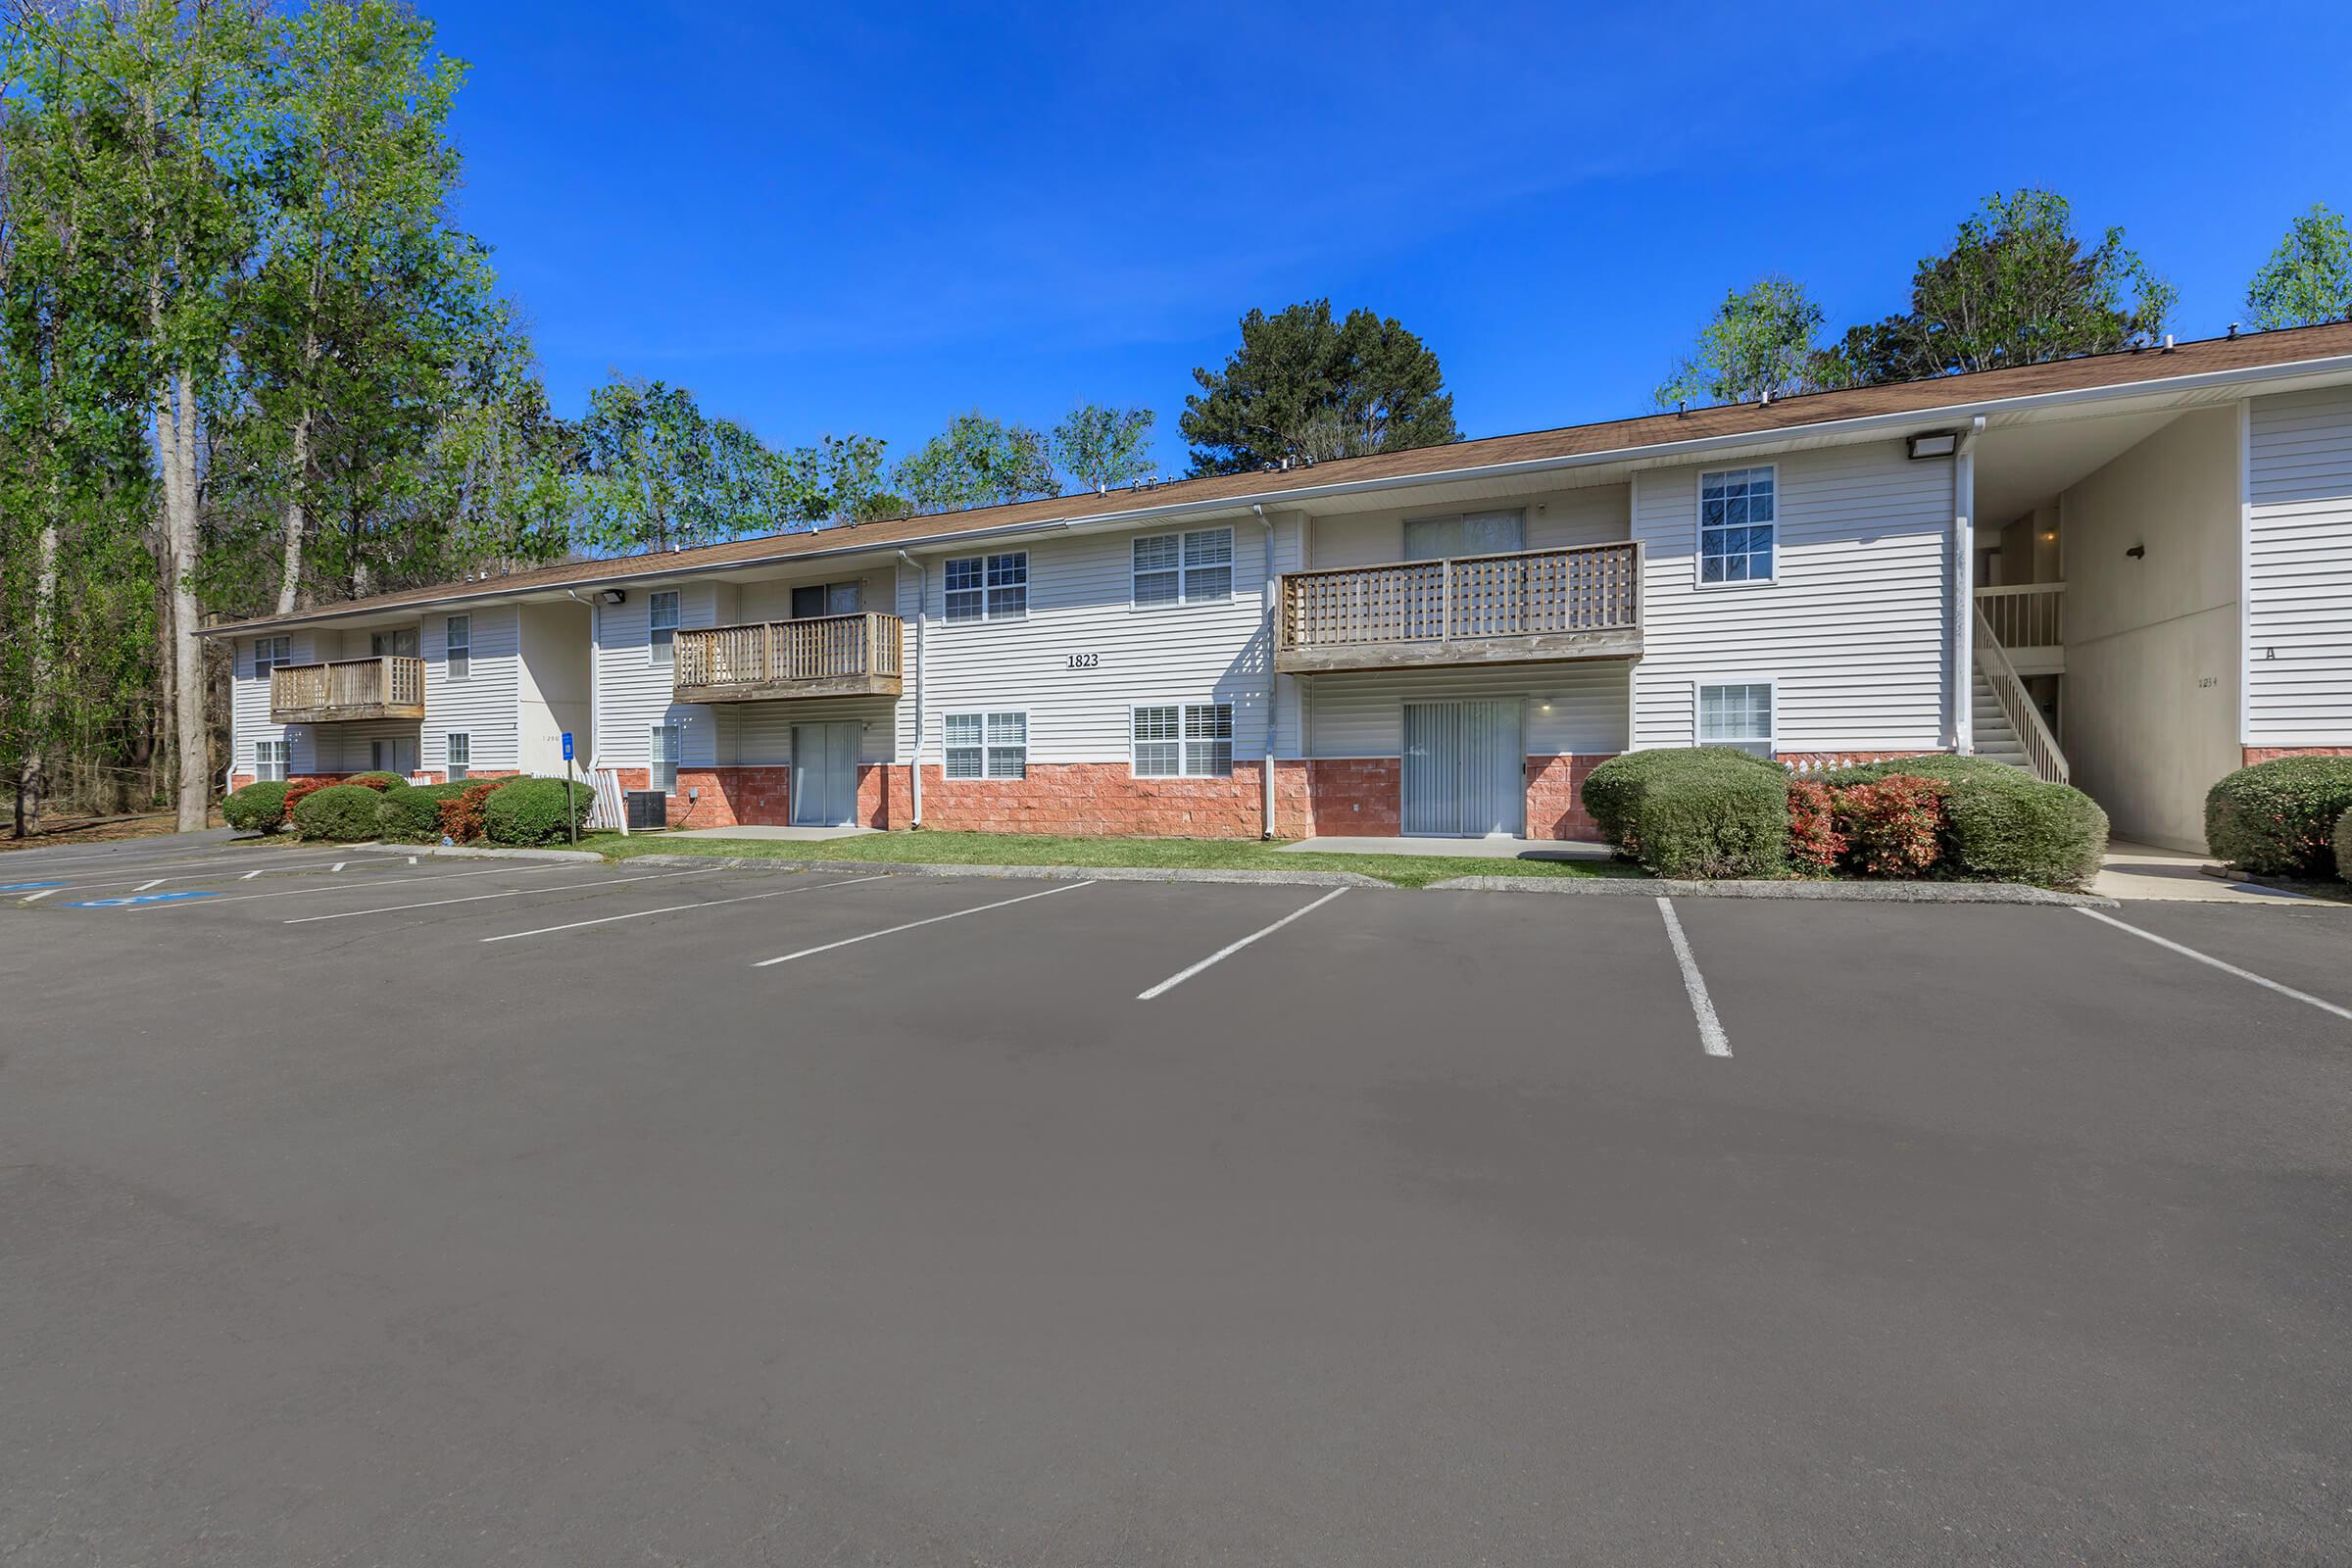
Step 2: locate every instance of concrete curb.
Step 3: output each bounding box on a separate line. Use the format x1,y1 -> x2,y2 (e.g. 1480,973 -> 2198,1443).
1427,873 -> 2113,906
374,843 -> 607,864
612,854 -> 1390,889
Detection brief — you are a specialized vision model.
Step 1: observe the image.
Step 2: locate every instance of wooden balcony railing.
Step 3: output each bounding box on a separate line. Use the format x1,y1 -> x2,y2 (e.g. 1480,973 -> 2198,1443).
1277,541 -> 1642,672
673,611 -> 905,703
270,656 -> 426,723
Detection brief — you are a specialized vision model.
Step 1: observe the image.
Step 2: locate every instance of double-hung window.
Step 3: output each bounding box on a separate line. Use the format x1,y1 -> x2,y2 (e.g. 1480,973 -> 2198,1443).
944,710 -> 1026,779
1696,682 -> 1774,758
1698,466 -> 1775,584
944,553 -> 1027,622
254,740 -> 288,782
648,591 -> 680,664
1132,703 -> 1233,777
253,636 -> 290,680
445,615 -> 470,680
446,732 -> 471,781
650,723 -> 681,792
1132,528 -> 1234,607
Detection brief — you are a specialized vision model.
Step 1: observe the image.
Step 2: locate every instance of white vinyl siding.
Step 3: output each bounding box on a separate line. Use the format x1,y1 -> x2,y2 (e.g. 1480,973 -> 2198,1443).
2245,386 -> 2352,744
945,710 -> 1026,779
905,526 -> 1269,768
423,605 -> 520,774
1133,703 -> 1233,777
232,630 -> 330,776
1132,528 -> 1233,607
593,581 -> 730,772
1305,662 -> 1629,759
1631,443 -> 1948,754
1696,681 -> 1775,756
1305,482 -> 1630,568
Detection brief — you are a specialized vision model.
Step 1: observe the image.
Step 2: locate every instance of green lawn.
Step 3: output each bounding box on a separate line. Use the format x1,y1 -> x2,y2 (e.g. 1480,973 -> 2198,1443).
578,830 -> 1644,890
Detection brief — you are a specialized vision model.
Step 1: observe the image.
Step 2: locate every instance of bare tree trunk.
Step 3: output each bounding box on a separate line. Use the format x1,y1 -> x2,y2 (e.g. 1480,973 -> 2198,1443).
274,319 -> 319,614
155,368 -> 207,833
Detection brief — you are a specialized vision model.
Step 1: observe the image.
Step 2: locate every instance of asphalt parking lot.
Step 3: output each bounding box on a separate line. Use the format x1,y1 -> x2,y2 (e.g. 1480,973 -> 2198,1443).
4,835 -> 2351,1566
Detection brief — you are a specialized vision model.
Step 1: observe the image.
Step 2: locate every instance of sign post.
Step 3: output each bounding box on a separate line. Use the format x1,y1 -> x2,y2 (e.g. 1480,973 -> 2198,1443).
563,731 -> 576,846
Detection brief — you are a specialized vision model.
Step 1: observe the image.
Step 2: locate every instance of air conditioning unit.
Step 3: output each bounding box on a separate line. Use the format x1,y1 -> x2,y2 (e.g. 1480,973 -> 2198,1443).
623,790 -> 667,831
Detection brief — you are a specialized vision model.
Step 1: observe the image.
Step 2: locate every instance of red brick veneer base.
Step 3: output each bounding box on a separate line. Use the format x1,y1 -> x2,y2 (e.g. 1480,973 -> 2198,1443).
1525,755 -> 1610,841
2244,746 -> 2352,765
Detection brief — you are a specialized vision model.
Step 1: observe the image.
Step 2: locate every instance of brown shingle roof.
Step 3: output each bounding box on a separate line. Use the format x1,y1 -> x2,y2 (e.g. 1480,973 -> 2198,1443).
208,320 -> 2352,634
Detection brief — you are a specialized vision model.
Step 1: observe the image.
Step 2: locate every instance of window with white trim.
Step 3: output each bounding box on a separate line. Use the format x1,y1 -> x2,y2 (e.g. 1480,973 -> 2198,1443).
944,710 -> 1026,779
254,739 -> 288,782
648,591 -> 679,664
446,732 -> 471,781
1696,683 -> 1774,757
650,723 -> 681,792
252,636 -> 290,679
1132,527 -> 1234,607
1698,466 -> 1775,584
445,614 -> 470,680
1132,703 -> 1233,777
943,553 -> 1027,622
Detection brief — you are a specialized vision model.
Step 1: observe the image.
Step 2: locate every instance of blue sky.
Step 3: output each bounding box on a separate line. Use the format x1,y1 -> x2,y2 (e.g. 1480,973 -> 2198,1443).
439,1 -> 2352,475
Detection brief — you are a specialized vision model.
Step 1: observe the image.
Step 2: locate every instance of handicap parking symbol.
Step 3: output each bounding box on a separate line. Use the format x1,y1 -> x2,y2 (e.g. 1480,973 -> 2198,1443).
67,891 -> 220,907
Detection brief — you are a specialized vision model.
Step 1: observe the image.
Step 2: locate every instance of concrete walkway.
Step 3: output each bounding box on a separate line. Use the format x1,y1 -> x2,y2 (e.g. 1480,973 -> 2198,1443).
2093,839 -> 2327,904
1279,834 -> 1615,862
662,824 -> 879,843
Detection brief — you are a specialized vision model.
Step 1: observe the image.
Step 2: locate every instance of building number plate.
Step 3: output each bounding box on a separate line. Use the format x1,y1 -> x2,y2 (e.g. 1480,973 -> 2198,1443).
1066,653 -> 1101,668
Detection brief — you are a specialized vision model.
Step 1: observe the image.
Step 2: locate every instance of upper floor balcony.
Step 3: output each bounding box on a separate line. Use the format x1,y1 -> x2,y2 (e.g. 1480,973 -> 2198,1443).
673,611 -> 906,703
1276,541 -> 1642,673
270,655 -> 426,724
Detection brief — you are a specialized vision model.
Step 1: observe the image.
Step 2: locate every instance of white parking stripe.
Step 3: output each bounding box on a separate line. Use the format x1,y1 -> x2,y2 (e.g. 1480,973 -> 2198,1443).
0,848 -> 403,878
21,887 -> 59,903
753,881 -> 1093,968
1656,898 -> 1732,1057
481,873 -> 893,944
243,869 -> 266,880
124,861 -> 577,910
285,866 -> 725,925
1136,888 -> 1348,1001
132,879 -> 165,892
2075,907 -> 2352,1023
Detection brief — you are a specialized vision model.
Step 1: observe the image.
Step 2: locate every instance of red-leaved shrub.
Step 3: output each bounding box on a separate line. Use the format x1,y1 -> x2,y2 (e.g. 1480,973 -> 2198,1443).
1786,778 -> 1847,873
1834,773 -> 1946,877
280,772 -> 394,823
436,777 -> 509,845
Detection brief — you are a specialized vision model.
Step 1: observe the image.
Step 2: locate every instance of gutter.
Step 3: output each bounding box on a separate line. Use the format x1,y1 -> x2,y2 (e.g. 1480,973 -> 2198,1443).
1951,416 -> 1985,754
202,346 -> 2352,641
895,551 -> 927,827
1253,505 -> 1278,839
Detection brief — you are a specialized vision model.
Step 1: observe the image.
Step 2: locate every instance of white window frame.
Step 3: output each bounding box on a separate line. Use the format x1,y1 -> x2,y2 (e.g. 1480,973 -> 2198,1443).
1695,464 -> 1778,588
650,722 -> 682,792
444,614 -> 470,681
648,590 -> 680,664
445,731 -> 471,781
253,739 -> 288,782
1130,701 -> 1235,778
1131,527 -> 1235,609
942,710 -> 1026,779
1693,678 -> 1777,758
942,552 -> 1028,623
252,636 -> 291,680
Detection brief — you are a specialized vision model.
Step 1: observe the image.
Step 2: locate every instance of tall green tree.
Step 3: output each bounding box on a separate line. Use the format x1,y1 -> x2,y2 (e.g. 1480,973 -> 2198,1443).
2245,204 -> 2352,330
894,410 -> 1055,514
1822,189 -> 2177,386
1050,403 -> 1154,493
1654,275 -> 1829,408
1181,301 -> 1457,475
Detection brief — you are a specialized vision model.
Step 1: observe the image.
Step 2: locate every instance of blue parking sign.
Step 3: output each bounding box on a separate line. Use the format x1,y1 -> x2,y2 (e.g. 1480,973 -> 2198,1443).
562,731 -> 574,761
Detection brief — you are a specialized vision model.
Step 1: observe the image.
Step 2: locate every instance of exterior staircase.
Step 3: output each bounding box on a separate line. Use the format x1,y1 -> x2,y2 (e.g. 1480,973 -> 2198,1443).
1970,671 -> 2033,770
1969,601 -> 2069,784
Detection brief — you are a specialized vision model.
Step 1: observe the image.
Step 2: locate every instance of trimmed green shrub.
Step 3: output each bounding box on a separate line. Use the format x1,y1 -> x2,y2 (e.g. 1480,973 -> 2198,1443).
2204,756 -> 2352,877
344,771 -> 403,791
292,782 -> 385,842
1630,757 -> 1790,878
221,780 -> 290,834
2335,807 -> 2352,883
482,776 -> 592,847
375,781 -> 469,842
1585,747 -> 1783,856
1827,756 -> 2107,890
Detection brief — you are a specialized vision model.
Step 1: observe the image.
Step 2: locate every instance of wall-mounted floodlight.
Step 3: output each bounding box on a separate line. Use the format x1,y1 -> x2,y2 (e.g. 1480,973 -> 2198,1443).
600,589 -> 626,605
1906,432 -> 1959,460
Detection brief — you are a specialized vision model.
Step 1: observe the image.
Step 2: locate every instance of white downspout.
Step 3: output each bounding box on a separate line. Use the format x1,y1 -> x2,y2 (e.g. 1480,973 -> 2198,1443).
895,550 -> 926,827
564,588 -> 612,832
1952,416 -> 1985,755
1253,504 -> 1278,839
